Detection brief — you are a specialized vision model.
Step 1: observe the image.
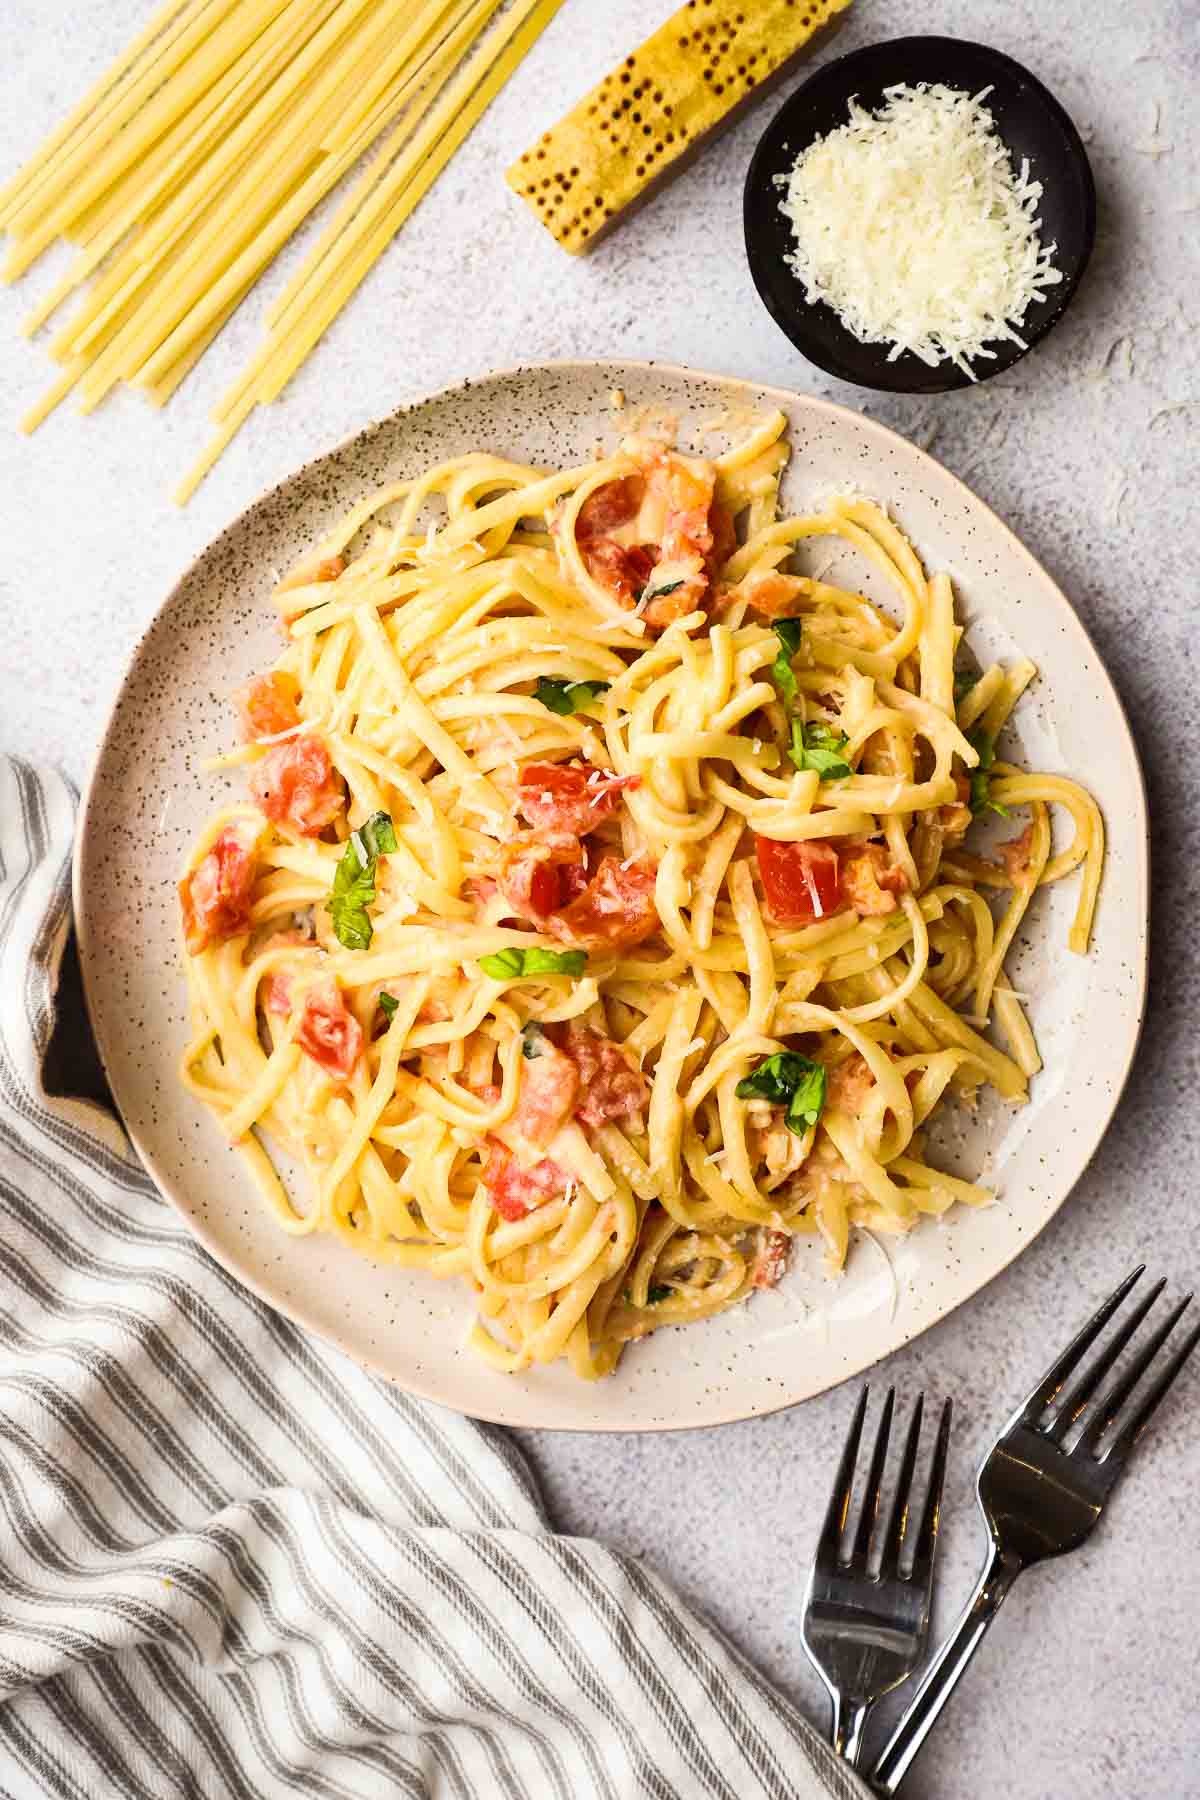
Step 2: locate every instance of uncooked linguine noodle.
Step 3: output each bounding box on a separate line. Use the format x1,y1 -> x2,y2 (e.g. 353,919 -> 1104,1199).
178,412 -> 1104,1379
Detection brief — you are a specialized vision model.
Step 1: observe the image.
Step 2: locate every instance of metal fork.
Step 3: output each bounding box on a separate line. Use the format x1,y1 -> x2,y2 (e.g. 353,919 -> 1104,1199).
802,1386 -> 952,1766
870,1266 -> 1200,1794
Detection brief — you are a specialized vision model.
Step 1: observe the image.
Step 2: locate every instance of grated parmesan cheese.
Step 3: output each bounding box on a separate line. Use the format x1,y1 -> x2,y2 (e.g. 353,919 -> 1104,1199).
775,84 -> 1063,375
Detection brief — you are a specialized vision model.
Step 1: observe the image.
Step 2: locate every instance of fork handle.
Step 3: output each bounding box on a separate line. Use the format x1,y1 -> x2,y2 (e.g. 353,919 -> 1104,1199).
868,1545 -> 1023,1795
830,1693 -> 874,1767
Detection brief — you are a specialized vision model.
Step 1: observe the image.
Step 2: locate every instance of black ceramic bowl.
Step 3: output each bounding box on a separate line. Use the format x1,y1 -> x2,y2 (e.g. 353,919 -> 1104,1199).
743,37 -> 1096,394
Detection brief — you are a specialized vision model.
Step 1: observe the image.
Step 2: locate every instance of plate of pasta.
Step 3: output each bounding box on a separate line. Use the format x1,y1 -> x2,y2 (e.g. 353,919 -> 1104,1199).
75,361 -> 1146,1429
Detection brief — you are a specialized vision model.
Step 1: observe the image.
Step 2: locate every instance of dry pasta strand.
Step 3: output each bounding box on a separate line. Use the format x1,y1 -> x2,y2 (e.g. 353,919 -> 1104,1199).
2,0 -> 566,499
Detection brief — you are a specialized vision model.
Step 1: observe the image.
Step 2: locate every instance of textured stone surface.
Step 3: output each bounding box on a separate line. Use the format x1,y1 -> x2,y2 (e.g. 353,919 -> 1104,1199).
1,2 -> 1197,1795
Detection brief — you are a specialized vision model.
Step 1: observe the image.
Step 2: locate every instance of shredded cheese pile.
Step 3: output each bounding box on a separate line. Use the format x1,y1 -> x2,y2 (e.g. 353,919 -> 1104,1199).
776,83 -> 1063,374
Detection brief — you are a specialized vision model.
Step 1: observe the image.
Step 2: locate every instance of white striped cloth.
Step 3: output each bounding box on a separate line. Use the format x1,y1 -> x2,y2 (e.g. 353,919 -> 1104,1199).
0,756 -> 871,1800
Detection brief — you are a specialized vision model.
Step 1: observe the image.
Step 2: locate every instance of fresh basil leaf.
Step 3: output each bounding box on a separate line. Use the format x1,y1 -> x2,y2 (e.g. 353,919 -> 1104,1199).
329,836 -> 369,892
533,677 -> 576,716
736,1050 -> 826,1137
534,676 -> 610,716
770,657 -> 797,709
805,721 -> 849,755
646,1284 -> 673,1305
327,896 -> 374,950
639,578 -> 684,603
965,729 -> 1010,818
802,749 -> 850,777
736,1051 -> 816,1106
479,947 -> 588,981
969,771 -> 1010,818
774,617 -> 802,657
327,891 -> 374,950
953,668 -> 975,705
967,728 -> 995,771
788,719 -> 852,779
326,845 -> 378,950
769,619 -> 801,707
358,810 -> 398,857
325,812 -> 396,949
521,947 -> 587,976
785,1063 -> 827,1132
480,947 -> 524,980
377,991 -> 399,1020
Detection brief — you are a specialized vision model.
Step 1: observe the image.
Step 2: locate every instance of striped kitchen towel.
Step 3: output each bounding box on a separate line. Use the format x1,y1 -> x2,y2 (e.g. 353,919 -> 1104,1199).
0,756 -> 871,1800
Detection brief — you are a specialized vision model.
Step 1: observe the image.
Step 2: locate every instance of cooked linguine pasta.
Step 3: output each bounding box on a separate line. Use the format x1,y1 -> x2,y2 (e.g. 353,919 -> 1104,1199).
178,412 -> 1104,1379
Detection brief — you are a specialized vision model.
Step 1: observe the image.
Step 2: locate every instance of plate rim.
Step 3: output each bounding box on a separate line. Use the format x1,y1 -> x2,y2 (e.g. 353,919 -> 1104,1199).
73,357 -> 1150,1431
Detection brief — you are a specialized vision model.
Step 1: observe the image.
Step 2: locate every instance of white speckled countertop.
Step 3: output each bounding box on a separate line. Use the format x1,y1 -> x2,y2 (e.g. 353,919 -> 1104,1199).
2,3 -> 1197,1795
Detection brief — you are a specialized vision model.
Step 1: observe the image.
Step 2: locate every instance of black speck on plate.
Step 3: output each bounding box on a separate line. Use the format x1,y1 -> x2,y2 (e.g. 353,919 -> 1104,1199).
743,36 -> 1096,394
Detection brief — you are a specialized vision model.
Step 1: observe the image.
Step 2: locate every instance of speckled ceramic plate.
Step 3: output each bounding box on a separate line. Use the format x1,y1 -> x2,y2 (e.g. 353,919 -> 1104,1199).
74,361 -> 1148,1431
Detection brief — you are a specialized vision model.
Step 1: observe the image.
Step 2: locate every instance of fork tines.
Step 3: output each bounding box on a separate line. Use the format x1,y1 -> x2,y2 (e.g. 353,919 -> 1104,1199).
867,1268 -> 1199,1794
819,1386 -> 952,1580
806,1386 -> 954,1766
1022,1265 -> 1200,1465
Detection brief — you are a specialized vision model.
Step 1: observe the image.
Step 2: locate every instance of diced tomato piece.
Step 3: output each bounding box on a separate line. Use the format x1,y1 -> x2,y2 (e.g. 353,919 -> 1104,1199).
638,452 -> 718,624
738,568 -> 808,619
755,836 -> 843,926
527,862 -> 563,914
841,844 -> 908,917
517,762 -> 640,836
998,824 -> 1037,886
277,552 -> 346,592
249,734 -> 345,837
296,980 -> 362,1079
938,773 -> 972,847
234,671 -> 301,741
576,475 -> 655,603
939,803 -> 973,846
482,1140 -> 569,1221
583,538 -> 658,604
651,454 -> 716,556
576,476 -> 644,541
416,976 -> 459,1025
867,845 -> 907,892
548,855 -> 658,951
751,1228 -> 791,1290
558,859 -> 591,904
826,1053 -> 875,1114
274,551 -> 346,620
574,458 -> 731,628
707,500 -> 737,575
262,971 -> 293,1015
641,570 -> 705,628
564,1026 -> 650,1129
514,1033 -> 579,1149
496,832 -> 584,922
257,928 -> 313,1012
178,820 -> 261,954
